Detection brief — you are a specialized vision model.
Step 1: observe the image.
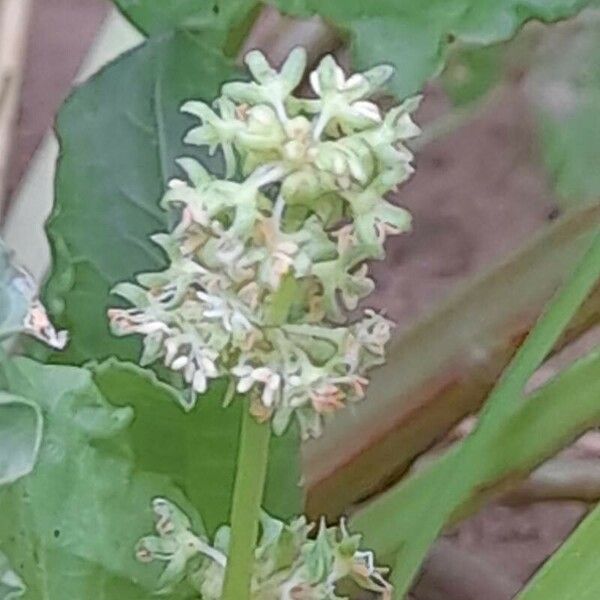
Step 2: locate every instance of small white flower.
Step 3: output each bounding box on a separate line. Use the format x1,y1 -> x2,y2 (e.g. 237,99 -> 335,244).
232,364 -> 281,407
232,364 -> 255,393
309,55 -> 389,138
310,384 -> 345,414
171,355 -> 189,371
251,367 -> 282,408
23,300 -> 68,350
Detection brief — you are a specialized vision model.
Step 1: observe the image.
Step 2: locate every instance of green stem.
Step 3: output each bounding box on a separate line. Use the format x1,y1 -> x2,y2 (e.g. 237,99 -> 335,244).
222,275 -> 296,600
222,409 -> 271,600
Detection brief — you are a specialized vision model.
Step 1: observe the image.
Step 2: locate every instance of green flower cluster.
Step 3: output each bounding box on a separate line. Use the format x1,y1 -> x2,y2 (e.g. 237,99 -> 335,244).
108,48 -> 419,438
137,498 -> 391,599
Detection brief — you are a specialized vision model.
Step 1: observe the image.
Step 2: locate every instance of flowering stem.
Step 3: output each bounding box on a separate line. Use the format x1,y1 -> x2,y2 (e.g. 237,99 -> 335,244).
221,409 -> 271,600
222,279 -> 295,600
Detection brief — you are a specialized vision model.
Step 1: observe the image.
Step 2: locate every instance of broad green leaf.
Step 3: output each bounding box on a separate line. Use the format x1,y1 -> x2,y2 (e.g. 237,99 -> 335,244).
112,0 -> 590,98
113,0 -> 261,54
0,356 -> 301,598
0,550 -> 25,599
353,232 -> 600,597
38,32 -> 237,365
525,9 -> 600,206
0,393 -> 42,486
0,357 -> 207,598
516,501 -> 600,600
91,358 -> 302,534
270,0 -> 590,98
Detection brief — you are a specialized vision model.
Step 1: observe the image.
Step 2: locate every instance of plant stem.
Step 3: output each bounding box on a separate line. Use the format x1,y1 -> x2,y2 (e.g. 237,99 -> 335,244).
222,408 -> 271,600
222,276 -> 296,600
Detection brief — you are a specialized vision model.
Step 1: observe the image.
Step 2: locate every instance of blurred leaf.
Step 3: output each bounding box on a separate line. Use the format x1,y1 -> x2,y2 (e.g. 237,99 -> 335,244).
305,203 -> 600,519
442,43 -> 503,106
112,0 -> 260,54
525,9 -> 600,206
271,0 -> 590,98
516,500 -> 600,600
353,347 -> 600,582
112,0 -> 590,99
0,357 -> 301,598
0,393 -> 42,486
0,551 -> 25,599
91,358 -> 302,534
37,33 -> 236,366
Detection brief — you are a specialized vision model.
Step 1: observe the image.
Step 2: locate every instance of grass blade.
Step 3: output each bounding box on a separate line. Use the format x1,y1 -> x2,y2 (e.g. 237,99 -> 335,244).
353,231 -> 600,597
516,501 -> 600,600
305,205 -> 600,518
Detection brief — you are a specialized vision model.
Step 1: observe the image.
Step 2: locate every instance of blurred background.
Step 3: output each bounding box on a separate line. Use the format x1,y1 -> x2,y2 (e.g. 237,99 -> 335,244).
0,2 -> 598,599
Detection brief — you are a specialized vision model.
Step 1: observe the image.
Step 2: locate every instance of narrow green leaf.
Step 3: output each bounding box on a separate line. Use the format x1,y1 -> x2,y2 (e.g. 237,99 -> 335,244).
353,347 -> 600,569
306,204 -> 600,519
353,232 -> 600,596
516,501 -> 600,600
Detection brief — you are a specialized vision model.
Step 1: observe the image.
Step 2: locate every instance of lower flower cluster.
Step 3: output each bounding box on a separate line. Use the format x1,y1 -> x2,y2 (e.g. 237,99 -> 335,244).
137,498 -> 392,599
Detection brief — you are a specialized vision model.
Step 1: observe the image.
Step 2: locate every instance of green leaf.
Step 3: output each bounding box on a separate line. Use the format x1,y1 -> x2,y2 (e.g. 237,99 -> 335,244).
0,550 -> 25,599
516,500 -> 600,600
37,32 -> 237,366
112,0 -> 590,98
0,393 -> 42,486
442,43 -> 503,106
0,357 -> 301,598
91,358 -> 302,535
112,0 -> 261,54
353,347 -> 600,585
270,0 -> 590,98
0,357 -> 206,598
352,232 -> 600,597
525,9 -> 600,206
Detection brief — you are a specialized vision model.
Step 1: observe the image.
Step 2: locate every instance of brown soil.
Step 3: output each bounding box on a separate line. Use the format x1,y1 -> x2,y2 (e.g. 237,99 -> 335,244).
6,4 -> 591,599
372,83 -> 558,329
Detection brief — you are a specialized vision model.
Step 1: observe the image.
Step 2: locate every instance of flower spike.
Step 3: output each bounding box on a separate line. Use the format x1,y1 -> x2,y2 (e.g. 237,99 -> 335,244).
108,48 -> 419,439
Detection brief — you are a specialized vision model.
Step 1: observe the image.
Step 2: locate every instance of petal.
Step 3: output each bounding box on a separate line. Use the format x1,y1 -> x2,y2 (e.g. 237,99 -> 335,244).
352,101 -> 381,122
309,70 -> 322,96
193,371 -> 207,393
171,356 -> 189,371
237,376 -> 254,393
